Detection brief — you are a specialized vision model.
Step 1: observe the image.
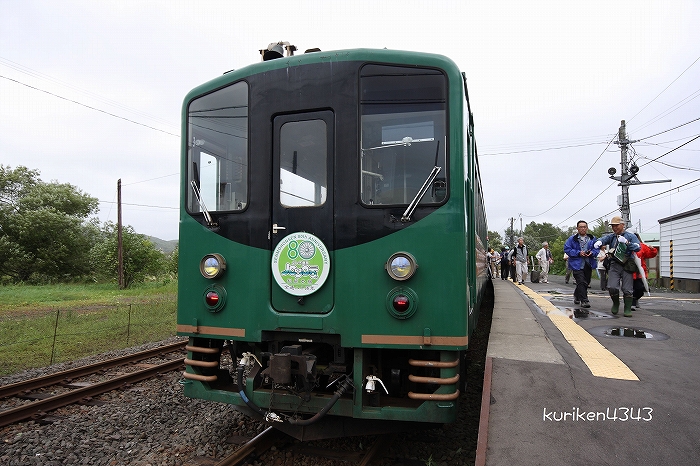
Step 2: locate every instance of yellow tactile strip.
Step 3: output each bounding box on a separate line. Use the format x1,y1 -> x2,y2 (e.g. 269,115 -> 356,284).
517,284 -> 639,381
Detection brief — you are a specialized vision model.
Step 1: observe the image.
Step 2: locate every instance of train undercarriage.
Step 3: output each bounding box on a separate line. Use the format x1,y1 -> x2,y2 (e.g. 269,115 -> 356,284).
183,333 -> 465,440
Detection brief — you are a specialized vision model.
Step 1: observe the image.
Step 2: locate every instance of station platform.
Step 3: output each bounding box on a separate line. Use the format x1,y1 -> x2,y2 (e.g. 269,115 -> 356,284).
476,275 -> 700,465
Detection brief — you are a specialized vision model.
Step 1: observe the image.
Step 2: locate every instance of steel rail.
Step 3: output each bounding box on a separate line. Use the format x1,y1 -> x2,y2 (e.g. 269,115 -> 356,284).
358,433 -> 391,465
213,426 -> 283,466
0,358 -> 183,428
0,341 -> 186,399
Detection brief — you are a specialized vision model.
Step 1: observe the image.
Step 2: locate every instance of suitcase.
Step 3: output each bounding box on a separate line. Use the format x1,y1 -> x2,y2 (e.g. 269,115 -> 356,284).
530,270 -> 541,283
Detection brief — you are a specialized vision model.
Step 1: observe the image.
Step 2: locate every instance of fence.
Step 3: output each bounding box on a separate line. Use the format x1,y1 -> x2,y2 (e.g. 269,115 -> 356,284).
0,300 -> 177,376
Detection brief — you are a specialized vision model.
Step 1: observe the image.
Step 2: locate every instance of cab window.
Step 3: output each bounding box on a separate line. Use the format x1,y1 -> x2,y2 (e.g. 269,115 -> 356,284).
360,65 -> 447,206
187,80 -> 248,213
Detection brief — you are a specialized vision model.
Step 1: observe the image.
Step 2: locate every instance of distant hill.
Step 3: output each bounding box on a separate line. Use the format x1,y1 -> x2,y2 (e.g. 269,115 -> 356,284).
148,236 -> 178,255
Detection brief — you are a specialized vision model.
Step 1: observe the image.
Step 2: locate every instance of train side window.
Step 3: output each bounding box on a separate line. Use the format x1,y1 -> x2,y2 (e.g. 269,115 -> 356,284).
359,64 -> 447,207
186,80 -> 248,214
279,119 -> 327,208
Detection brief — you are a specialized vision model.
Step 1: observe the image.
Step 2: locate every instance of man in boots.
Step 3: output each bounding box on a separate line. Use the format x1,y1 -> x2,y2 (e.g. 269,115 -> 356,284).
594,216 -> 641,317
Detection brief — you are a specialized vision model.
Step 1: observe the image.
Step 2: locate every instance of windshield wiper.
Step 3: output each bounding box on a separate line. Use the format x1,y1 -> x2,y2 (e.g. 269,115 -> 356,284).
401,166 -> 442,223
362,136 -> 435,152
190,180 -> 218,228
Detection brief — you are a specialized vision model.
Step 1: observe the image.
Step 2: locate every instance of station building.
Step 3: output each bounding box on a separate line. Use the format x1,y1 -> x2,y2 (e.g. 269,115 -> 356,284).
658,207 -> 700,292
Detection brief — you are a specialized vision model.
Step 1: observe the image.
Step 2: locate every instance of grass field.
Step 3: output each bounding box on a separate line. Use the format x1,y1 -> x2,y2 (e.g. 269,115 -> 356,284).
0,280 -> 178,376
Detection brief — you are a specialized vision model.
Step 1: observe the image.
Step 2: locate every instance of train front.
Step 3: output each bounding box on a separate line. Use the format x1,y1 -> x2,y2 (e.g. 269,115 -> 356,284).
177,45 -> 481,439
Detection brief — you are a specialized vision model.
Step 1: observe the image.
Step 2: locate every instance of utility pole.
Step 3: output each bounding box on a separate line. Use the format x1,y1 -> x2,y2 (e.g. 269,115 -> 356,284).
609,120 -> 671,229
510,217 -> 515,248
519,215 -> 523,236
617,121 -> 632,228
117,179 -> 124,289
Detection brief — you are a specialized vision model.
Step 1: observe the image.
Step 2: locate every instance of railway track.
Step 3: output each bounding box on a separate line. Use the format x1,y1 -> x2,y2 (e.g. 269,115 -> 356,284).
192,427 -> 391,466
0,341 -> 185,428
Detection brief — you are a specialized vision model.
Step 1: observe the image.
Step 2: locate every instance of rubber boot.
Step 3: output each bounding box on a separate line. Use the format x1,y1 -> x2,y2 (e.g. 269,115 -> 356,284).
610,293 -> 620,315
623,297 -> 633,317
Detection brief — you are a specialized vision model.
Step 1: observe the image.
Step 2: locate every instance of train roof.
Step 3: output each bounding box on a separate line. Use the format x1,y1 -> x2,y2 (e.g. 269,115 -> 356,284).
183,47 -> 462,106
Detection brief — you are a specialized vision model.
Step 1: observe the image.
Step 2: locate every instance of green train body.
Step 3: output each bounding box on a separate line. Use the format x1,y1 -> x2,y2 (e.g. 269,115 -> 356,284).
177,45 -> 489,439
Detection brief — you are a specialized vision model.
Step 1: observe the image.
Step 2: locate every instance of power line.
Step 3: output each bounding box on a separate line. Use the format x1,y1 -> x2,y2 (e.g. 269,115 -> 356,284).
479,140 -> 608,156
628,55 -> 700,124
631,90 -> 700,134
0,74 -> 180,138
522,133 -> 617,218
639,134 -> 700,167
99,200 -> 178,210
121,173 -> 179,186
629,177 -> 700,206
636,156 -> 700,172
636,116 -> 700,141
591,177 -> 700,226
0,56 -> 178,130
555,181 -> 617,227
638,133 -> 700,150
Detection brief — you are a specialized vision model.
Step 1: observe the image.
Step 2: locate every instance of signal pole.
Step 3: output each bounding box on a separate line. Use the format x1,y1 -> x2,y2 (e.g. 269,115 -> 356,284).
117,179 -> 124,289
510,217 -> 515,248
609,120 -> 671,229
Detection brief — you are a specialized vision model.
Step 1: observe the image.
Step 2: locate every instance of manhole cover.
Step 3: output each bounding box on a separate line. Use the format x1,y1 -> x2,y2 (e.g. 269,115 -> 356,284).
588,326 -> 670,341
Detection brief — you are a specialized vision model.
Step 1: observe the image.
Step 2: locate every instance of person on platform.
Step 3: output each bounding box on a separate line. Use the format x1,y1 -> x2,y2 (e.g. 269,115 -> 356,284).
631,233 -> 658,310
594,216 -> 641,317
564,253 -> 573,284
490,248 -> 501,278
500,247 -> 510,281
596,245 -> 608,291
510,237 -> 528,285
564,220 -> 599,308
535,241 -> 553,283
486,248 -> 495,278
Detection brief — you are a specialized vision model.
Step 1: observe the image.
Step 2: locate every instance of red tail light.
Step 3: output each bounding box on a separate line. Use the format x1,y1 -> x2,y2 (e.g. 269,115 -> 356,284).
205,291 -> 220,307
393,295 -> 410,313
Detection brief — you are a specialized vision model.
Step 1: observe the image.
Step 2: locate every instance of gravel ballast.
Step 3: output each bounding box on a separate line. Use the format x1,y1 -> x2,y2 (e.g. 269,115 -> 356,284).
1,295 -> 492,466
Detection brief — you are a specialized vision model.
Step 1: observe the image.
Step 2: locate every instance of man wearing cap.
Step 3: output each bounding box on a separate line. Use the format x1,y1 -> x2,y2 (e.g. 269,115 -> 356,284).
564,220 -> 600,308
535,241 -> 553,283
594,216 -> 641,317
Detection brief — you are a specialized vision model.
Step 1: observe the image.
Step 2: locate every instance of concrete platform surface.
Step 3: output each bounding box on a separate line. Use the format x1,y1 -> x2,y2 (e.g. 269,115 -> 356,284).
477,276 -> 700,466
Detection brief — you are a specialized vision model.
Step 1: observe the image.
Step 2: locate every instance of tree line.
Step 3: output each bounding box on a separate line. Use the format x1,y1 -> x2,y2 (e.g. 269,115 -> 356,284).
488,219 -> 609,275
0,165 -> 177,286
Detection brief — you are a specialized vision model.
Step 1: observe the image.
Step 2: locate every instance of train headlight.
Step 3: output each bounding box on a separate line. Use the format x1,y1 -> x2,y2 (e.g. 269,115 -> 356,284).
385,252 -> 417,281
200,253 -> 226,279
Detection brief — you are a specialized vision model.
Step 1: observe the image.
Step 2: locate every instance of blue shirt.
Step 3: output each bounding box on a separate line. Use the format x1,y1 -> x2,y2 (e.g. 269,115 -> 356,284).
564,234 -> 600,270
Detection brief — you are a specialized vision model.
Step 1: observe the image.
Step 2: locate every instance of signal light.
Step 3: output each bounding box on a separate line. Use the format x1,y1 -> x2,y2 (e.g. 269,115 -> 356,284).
393,295 -> 410,313
205,291 -> 220,307
386,287 -> 418,319
203,284 -> 227,312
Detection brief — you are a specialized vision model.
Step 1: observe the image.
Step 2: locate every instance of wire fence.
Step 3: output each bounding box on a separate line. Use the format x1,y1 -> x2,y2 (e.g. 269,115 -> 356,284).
0,301 -> 177,376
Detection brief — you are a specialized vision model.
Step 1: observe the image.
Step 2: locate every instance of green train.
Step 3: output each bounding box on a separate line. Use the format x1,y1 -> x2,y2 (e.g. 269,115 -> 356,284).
177,42 -> 490,439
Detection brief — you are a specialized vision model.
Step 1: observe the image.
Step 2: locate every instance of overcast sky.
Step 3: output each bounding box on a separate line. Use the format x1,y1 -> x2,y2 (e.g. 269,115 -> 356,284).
2,0 -> 699,241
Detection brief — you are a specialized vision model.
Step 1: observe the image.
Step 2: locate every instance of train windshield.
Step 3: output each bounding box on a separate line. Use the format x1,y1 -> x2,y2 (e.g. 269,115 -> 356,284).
186,81 -> 248,214
360,64 -> 447,206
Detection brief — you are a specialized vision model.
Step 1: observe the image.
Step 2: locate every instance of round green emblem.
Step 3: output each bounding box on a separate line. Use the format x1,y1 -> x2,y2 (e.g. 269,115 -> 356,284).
271,232 -> 330,296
